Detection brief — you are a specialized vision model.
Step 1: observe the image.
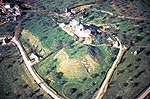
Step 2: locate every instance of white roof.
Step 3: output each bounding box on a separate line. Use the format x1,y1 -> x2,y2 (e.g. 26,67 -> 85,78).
4,4 -> 10,9
69,19 -> 79,27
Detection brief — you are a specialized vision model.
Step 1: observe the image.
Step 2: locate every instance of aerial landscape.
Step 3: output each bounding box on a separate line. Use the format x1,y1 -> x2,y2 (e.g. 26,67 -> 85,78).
0,0 -> 150,99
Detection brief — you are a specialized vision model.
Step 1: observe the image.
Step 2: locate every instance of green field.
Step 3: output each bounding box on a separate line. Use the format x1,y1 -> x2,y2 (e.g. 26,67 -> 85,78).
33,43 -> 112,98
1,0 -> 150,99
20,0 -> 150,98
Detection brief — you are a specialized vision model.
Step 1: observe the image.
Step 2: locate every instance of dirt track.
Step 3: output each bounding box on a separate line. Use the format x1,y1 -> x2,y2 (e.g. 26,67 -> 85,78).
93,37 -> 127,99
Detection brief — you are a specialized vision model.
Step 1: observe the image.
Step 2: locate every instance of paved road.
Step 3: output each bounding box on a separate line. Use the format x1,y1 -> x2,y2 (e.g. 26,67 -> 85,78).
11,37 -> 63,99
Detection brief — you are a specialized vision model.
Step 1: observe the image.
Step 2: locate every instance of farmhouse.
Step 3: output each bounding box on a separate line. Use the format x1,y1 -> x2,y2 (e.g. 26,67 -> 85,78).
59,19 -> 92,44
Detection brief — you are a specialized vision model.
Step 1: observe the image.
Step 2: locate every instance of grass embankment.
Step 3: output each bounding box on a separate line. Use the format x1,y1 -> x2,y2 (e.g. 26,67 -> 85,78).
21,14 -> 74,57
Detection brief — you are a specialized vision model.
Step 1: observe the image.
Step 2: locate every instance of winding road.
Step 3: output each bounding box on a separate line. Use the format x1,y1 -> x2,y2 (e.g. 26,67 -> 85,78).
92,37 -> 127,99
0,12 -> 64,99
11,37 -> 63,99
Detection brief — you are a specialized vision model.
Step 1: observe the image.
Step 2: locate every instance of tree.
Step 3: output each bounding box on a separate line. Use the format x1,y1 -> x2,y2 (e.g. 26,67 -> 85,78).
51,39 -> 63,50
55,72 -> 63,79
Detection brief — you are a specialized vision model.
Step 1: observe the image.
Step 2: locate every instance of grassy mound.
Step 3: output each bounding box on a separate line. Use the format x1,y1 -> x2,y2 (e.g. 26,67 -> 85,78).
54,48 -> 89,80
54,44 -> 106,80
34,44 -> 107,80
34,44 -> 111,97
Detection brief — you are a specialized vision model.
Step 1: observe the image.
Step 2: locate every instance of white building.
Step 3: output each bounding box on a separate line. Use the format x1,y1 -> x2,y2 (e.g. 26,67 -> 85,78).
30,53 -> 42,62
69,19 -> 91,37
